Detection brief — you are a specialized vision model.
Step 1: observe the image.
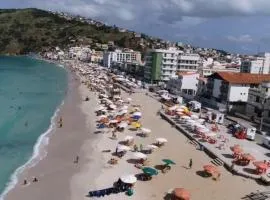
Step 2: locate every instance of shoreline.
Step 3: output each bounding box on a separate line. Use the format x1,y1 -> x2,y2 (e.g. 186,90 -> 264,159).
4,62 -> 100,200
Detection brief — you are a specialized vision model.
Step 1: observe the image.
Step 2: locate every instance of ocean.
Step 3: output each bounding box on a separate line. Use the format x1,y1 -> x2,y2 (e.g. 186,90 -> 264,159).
0,56 -> 67,198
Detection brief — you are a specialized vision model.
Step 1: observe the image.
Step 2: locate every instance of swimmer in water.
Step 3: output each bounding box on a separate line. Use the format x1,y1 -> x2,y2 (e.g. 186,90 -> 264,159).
25,121 -> 28,127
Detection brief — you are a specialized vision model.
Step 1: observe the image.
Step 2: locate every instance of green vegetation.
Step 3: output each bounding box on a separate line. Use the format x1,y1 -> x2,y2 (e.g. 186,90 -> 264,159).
0,8 -> 150,54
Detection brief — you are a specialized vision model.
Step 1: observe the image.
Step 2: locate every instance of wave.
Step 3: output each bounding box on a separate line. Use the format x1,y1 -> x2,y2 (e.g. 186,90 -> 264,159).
0,101 -> 64,200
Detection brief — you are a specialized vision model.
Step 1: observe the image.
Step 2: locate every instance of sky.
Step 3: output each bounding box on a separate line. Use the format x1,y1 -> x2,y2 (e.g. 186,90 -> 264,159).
1,0 -> 270,54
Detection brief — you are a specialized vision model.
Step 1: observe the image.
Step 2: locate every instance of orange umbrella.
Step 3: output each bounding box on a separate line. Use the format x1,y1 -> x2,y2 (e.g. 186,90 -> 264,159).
173,188 -> 190,200
242,153 -> 255,161
203,164 -> 219,175
253,161 -> 268,170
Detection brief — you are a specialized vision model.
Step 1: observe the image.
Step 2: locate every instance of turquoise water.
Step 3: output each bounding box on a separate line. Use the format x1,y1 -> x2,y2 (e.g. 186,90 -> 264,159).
0,56 -> 67,196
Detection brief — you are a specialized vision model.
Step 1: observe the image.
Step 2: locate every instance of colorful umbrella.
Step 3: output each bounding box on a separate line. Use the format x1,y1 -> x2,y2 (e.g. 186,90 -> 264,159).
253,161 -> 268,170
162,159 -> 176,165
203,164 -> 219,175
242,153 -> 255,161
173,188 -> 190,200
142,167 -> 158,176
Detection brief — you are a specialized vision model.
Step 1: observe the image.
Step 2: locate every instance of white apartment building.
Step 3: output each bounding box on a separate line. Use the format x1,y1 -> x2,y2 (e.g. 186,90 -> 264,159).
241,52 -> 270,74
177,53 -> 200,72
144,47 -> 200,83
166,72 -> 199,99
103,50 -> 142,68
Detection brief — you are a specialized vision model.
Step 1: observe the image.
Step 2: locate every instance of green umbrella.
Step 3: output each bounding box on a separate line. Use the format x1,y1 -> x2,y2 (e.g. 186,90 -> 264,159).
162,159 -> 176,165
142,167 -> 158,176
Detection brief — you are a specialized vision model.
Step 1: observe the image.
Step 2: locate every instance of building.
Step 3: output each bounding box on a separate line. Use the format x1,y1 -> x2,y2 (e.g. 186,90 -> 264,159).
144,47 -> 200,83
166,72 -> 200,100
206,72 -> 270,112
245,81 -> 270,126
90,50 -> 103,63
177,53 -> 200,72
144,48 -> 180,83
240,52 -> 270,74
103,50 -> 142,68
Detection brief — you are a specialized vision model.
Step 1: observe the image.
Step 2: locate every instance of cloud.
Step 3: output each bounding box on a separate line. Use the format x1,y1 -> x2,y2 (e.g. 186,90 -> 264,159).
226,34 -> 253,43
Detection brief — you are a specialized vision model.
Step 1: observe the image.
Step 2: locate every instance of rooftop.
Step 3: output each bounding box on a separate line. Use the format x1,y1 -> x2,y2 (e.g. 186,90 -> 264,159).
208,72 -> 270,84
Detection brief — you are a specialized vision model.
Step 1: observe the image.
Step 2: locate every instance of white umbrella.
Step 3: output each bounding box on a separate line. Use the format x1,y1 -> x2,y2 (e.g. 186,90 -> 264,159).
197,119 -> 205,124
156,138 -> 168,143
199,128 -> 210,133
117,99 -> 124,103
109,104 -> 117,109
133,112 -> 142,117
120,174 -> 137,184
176,108 -> 184,112
146,144 -> 159,149
181,116 -> 191,120
118,110 -> 128,115
191,115 -> 199,120
133,152 -> 147,160
117,145 -> 131,152
98,115 -> 107,120
118,122 -> 128,128
124,136 -> 134,141
195,124 -> 206,129
127,98 -> 132,102
109,119 -> 118,124
141,128 -> 151,133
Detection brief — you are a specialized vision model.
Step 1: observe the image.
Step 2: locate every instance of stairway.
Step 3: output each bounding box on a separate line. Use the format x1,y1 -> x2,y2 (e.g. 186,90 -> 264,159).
211,158 -> 224,166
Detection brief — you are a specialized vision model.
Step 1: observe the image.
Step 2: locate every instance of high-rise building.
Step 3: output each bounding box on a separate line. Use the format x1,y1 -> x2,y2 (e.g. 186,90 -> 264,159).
240,52 -> 270,74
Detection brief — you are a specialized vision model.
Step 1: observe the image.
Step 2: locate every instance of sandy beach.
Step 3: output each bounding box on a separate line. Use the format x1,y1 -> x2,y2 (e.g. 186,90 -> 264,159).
4,64 -> 266,200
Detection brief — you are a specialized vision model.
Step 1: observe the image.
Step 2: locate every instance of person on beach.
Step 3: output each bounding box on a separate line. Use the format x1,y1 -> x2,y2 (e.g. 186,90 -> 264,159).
140,144 -> 143,152
74,155 -> 79,164
33,177 -> 38,182
189,159 -> 193,169
23,179 -> 28,185
133,144 -> 138,152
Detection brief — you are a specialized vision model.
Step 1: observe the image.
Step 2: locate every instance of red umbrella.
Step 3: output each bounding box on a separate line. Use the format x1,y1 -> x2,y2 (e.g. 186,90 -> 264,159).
230,145 -> 243,154
253,161 -> 268,170
173,188 -> 190,200
242,153 -> 255,161
203,164 -> 219,175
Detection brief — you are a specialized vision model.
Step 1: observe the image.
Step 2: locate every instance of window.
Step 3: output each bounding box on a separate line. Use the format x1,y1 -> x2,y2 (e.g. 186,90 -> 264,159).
256,96 -> 260,102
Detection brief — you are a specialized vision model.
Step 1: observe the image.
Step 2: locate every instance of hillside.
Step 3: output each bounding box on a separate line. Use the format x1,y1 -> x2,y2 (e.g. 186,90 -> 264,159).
0,8 -> 154,54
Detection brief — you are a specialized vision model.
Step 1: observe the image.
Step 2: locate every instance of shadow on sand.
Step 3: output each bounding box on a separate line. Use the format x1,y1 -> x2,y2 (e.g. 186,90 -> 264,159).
243,167 -> 257,175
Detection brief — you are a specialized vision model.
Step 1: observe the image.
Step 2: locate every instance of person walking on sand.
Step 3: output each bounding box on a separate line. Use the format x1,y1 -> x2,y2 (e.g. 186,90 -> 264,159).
189,158 -> 193,169
23,179 -> 28,185
74,155 -> 79,164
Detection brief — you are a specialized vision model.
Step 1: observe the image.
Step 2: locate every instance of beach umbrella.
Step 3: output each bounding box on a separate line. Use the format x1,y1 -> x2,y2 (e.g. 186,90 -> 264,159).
124,135 -> 134,141
230,145 -> 243,154
98,115 -> 107,120
142,167 -> 158,176
121,105 -> 129,110
181,116 -> 191,120
133,112 -> 142,117
197,119 -> 205,124
195,124 -> 206,129
109,119 -> 118,124
176,108 -> 184,112
133,152 -> 147,160
117,145 -> 131,152
191,114 -> 199,120
109,104 -> 117,110
141,128 -> 151,133
146,144 -> 159,150
120,174 -> 137,184
156,138 -> 168,143
162,159 -> 176,165
173,188 -> 190,200
203,164 -> 219,175
242,153 -> 255,161
118,110 -> 128,116
253,161 -> 268,170
118,122 -> 128,128
126,98 -> 132,102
